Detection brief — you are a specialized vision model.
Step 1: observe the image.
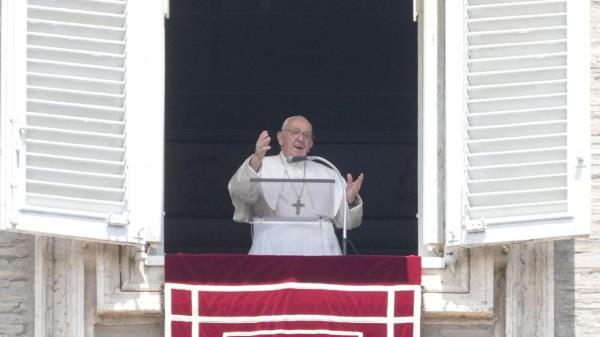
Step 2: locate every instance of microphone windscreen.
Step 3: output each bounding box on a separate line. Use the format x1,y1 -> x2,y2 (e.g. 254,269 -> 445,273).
288,156 -> 307,163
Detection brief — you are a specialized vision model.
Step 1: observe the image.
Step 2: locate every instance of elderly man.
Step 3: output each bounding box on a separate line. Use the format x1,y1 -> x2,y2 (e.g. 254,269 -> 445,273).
228,115 -> 364,255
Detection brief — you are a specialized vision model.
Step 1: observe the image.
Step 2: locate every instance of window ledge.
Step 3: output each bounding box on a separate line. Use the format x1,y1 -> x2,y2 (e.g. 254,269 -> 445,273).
146,255 -> 164,266
421,256 -> 445,269
422,247 -> 494,318
150,255 -> 441,268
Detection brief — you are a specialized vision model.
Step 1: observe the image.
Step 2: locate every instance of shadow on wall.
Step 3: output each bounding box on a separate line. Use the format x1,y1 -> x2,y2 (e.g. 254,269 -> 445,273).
95,324 -> 163,337
554,239 -> 575,337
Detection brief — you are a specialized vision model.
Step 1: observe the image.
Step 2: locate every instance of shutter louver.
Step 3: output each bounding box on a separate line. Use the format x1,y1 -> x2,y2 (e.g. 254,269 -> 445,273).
25,0 -> 127,215
464,0 -> 570,224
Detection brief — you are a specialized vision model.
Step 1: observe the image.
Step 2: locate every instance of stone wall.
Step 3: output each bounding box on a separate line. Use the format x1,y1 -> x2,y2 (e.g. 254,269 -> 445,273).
0,232 -> 34,337
553,1 -> 600,336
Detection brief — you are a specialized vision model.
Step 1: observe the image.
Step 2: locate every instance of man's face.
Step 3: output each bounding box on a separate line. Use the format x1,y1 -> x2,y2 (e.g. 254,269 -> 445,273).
277,117 -> 314,157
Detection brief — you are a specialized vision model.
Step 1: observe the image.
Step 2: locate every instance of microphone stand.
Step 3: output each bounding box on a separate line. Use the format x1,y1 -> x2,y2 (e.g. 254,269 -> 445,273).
291,156 -> 349,255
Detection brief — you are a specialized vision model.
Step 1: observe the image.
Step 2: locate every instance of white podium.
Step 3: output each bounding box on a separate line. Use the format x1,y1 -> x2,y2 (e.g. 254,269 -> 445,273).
248,178 -> 339,255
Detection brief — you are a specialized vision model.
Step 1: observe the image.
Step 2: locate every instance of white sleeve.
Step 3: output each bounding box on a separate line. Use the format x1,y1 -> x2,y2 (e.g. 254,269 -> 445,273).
228,156 -> 261,223
333,195 -> 363,230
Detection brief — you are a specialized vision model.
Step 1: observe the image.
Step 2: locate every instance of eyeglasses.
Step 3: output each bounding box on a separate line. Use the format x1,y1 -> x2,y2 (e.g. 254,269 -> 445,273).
282,128 -> 313,140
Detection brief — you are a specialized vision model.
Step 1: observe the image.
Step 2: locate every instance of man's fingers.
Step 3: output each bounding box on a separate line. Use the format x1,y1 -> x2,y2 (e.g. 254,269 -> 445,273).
257,130 -> 269,143
258,137 -> 271,149
347,173 -> 364,190
346,173 -> 353,184
261,139 -> 271,152
354,173 -> 364,190
255,131 -> 271,155
250,131 -> 271,171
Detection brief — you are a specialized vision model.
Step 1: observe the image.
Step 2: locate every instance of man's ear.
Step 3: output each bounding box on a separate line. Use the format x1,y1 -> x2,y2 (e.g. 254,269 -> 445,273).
276,131 -> 284,146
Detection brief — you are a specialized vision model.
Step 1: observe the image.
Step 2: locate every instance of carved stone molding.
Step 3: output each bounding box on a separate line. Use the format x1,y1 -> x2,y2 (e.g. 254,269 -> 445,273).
422,248 -> 470,293
422,247 -> 495,319
96,244 -> 162,315
120,245 -> 164,292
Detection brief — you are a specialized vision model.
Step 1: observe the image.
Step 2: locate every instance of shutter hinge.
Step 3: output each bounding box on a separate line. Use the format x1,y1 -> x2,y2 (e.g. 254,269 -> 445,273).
107,213 -> 129,227
465,218 -> 486,233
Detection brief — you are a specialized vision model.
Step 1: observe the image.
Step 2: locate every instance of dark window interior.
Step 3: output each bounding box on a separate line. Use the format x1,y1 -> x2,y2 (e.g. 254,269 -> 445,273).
165,0 -> 418,255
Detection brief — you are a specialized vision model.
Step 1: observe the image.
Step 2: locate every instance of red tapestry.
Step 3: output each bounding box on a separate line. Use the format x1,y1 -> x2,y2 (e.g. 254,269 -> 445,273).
165,254 -> 421,337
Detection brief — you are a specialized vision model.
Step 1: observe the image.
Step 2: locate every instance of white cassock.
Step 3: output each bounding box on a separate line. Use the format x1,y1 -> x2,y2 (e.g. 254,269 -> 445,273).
228,152 -> 363,255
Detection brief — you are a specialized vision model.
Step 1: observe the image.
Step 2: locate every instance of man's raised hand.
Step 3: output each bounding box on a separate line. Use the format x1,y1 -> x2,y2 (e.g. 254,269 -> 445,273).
249,130 -> 271,172
346,173 -> 364,205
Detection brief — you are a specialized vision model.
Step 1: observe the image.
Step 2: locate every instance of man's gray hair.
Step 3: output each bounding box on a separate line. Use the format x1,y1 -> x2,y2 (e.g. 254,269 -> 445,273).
281,115 -> 311,130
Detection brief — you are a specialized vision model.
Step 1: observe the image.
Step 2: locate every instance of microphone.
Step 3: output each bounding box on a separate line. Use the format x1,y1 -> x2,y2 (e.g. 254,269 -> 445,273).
286,156 -> 309,163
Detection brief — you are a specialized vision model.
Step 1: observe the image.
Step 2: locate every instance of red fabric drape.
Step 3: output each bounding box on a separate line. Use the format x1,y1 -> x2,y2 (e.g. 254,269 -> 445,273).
166,254 -> 421,285
165,254 -> 421,337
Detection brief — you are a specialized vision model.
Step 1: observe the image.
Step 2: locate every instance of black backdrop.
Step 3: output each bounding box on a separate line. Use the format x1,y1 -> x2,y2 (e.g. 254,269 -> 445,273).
165,0 -> 418,255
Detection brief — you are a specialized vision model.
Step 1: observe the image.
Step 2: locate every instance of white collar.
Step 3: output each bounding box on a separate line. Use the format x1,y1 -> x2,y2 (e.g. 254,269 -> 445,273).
261,153 -> 343,217
278,152 -> 304,169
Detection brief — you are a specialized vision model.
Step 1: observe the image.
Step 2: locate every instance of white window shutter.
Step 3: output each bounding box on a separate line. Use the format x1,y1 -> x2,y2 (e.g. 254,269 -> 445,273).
1,0 -> 164,245
445,0 -> 590,247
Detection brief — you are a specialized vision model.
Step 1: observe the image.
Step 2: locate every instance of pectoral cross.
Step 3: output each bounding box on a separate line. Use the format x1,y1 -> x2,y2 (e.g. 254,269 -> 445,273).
292,198 -> 305,215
